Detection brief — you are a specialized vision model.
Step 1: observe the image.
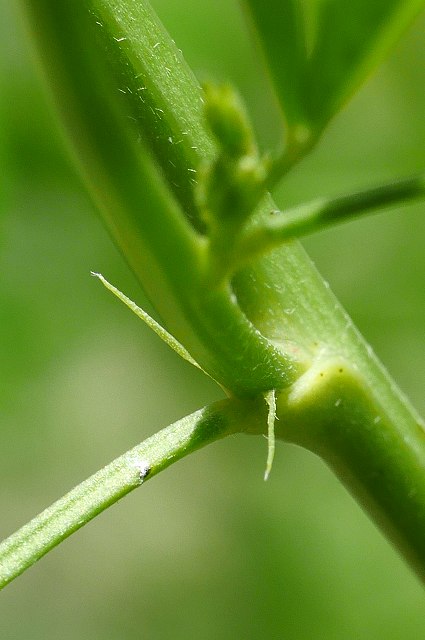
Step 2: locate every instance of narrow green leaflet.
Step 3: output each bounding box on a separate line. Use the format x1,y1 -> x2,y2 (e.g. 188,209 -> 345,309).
0,399 -> 256,589
233,173 -> 425,268
242,0 -> 425,142
242,0 -> 309,139
91,272 -> 202,370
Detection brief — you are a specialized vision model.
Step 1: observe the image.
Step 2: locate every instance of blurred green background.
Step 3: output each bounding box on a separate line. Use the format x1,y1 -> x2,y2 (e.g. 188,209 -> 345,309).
1,1 -> 425,638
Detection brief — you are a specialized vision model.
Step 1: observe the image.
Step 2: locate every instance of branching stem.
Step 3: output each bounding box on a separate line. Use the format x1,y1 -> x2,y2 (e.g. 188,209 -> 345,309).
14,0 -> 425,594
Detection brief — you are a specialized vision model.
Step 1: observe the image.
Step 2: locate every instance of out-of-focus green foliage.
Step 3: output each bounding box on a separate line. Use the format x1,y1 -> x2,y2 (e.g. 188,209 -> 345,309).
242,1 -> 308,133
0,1 -> 424,638
243,0 -> 425,137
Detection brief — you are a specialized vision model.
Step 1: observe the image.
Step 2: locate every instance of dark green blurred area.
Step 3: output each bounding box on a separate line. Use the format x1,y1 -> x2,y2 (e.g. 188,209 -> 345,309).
1,1 -> 424,637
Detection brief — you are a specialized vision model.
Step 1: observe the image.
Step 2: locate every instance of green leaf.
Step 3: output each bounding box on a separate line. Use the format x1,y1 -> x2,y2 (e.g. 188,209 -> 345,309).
308,0 -> 425,129
242,0 -> 310,140
242,0 -> 425,140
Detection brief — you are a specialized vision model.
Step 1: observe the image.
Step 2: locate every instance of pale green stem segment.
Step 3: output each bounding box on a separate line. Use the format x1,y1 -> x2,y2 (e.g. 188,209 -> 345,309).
235,174 -> 425,270
0,398 -> 267,590
91,272 -> 202,370
274,356 -> 425,583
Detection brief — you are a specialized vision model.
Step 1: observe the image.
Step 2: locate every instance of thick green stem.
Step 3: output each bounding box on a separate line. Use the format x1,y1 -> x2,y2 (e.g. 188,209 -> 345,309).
21,0 -> 300,395
0,398 -> 266,590
272,358 -> 425,582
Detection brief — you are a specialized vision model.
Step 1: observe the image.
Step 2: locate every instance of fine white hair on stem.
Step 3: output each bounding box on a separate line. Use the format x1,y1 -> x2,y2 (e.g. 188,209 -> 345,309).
264,389 -> 277,481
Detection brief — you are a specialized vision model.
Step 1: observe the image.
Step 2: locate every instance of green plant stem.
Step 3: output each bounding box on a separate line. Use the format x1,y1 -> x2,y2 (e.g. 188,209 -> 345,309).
234,174 -> 425,268
21,0 -> 300,395
0,398 -> 266,590
270,358 -> 425,582
19,0 -> 425,585
91,0 -> 216,227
